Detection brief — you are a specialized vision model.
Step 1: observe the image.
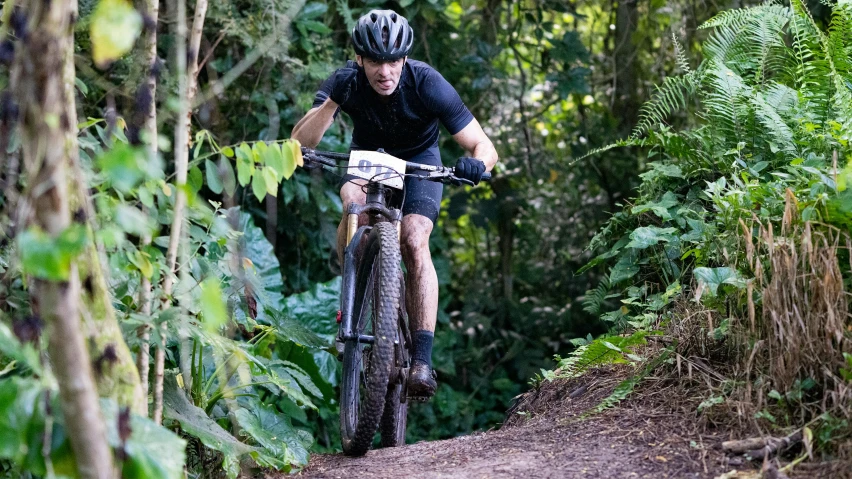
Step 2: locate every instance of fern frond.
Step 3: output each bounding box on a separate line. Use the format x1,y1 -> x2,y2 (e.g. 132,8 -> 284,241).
672,33 -> 690,74
751,90 -> 799,156
569,139 -> 639,166
583,346 -> 673,417
700,61 -> 751,146
582,277 -> 612,315
630,71 -> 699,139
556,331 -> 648,380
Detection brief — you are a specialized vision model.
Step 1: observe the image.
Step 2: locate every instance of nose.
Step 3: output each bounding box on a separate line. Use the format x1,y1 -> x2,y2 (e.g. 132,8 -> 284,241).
379,63 -> 391,77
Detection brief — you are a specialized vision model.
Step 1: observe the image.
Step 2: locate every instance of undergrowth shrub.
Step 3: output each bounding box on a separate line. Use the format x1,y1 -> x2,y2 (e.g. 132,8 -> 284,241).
546,0 -> 852,458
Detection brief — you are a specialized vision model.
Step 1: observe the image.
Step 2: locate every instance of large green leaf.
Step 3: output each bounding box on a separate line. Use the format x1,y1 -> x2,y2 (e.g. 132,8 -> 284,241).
631,191 -> 679,221
626,226 -> 678,249
0,377 -> 42,460
238,212 -> 284,325
234,399 -> 312,468
100,400 -> 187,479
205,159 -> 224,195
693,266 -> 746,297
163,375 -> 255,479
281,277 -> 341,341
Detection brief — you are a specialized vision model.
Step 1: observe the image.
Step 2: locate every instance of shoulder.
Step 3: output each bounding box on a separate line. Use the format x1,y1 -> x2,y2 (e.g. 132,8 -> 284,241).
406,59 -> 442,82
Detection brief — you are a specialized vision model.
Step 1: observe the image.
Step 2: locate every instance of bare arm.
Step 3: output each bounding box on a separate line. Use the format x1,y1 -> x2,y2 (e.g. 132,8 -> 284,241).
451,118 -> 499,171
290,99 -> 338,147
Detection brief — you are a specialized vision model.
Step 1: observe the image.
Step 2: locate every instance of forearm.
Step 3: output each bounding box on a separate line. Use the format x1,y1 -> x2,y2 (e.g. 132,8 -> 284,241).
471,139 -> 499,172
291,99 -> 338,147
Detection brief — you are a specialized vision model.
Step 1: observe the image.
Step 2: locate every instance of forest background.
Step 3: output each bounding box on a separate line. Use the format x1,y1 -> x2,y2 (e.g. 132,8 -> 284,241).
0,0 -> 850,477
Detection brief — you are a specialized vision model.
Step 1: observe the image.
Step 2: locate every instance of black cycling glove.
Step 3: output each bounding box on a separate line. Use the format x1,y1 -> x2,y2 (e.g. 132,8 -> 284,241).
454,157 -> 486,185
329,68 -> 359,106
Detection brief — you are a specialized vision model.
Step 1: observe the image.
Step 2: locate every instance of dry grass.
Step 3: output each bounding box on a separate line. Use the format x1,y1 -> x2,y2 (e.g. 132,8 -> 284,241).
743,190 -> 852,420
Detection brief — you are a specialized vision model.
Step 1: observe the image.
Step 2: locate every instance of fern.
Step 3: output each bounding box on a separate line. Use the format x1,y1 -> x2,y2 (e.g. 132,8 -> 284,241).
582,277 -> 612,315
556,331 -> 648,380
630,72 -> 699,139
672,33 -> 691,74
583,346 -> 674,417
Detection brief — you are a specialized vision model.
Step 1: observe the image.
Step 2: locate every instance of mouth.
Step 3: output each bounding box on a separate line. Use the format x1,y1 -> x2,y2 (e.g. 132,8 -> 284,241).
377,79 -> 394,90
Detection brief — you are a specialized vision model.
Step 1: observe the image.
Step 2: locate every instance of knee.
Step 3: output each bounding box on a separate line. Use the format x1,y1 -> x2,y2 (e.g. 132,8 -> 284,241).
401,221 -> 432,267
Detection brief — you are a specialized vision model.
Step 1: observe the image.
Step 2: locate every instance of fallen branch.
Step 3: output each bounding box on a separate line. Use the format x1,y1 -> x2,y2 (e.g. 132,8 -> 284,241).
722,430 -> 803,459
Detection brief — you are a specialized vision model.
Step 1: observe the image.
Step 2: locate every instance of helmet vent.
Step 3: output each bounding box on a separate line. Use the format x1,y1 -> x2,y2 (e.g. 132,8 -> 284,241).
391,13 -> 397,22
370,12 -> 377,21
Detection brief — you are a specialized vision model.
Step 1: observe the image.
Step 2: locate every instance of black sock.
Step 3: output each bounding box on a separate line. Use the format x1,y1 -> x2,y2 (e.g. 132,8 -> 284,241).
412,330 -> 434,368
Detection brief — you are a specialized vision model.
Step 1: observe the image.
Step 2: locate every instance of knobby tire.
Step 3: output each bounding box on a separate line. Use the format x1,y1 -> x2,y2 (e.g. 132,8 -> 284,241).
380,278 -> 410,447
340,222 -> 400,456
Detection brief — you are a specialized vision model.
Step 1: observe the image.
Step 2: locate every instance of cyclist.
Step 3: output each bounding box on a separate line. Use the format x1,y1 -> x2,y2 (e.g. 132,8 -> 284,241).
291,9 -> 498,399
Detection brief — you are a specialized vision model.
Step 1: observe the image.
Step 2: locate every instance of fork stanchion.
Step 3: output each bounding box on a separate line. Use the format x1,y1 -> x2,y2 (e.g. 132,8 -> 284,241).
346,213 -> 358,246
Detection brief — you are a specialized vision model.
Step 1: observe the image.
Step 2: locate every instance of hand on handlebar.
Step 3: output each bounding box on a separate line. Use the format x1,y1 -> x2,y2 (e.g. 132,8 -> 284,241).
453,157 -> 487,186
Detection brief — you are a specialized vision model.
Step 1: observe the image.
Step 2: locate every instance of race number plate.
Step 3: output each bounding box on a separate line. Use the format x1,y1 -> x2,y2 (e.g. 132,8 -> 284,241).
348,150 -> 406,189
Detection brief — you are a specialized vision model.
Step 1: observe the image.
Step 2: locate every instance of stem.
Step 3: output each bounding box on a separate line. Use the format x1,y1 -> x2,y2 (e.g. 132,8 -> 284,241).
154,0 -> 190,424
16,0 -> 114,472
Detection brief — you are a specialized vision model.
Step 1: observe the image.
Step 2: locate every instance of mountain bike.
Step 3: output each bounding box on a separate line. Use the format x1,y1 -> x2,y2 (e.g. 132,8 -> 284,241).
300,146 -> 490,457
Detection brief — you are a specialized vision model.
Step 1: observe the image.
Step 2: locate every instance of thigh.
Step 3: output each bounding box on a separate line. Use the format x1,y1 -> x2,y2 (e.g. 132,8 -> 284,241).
340,178 -> 368,212
401,147 -> 443,225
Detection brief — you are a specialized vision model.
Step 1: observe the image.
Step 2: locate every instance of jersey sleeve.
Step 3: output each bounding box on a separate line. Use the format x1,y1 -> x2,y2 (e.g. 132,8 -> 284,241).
311,61 -> 359,114
420,69 -> 474,135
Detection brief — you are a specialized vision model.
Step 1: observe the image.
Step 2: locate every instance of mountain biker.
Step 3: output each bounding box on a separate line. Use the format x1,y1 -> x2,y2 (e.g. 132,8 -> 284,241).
291,9 -> 498,399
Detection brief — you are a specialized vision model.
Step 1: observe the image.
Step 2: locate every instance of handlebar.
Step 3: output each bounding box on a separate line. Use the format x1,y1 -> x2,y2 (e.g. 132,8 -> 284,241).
300,147 -> 492,186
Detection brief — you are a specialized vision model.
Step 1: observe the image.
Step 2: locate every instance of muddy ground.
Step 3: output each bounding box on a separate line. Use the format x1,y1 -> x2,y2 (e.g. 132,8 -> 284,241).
292,366 -> 848,479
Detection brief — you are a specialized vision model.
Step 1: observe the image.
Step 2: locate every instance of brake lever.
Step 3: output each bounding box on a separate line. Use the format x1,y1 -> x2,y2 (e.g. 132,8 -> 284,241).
449,176 -> 475,187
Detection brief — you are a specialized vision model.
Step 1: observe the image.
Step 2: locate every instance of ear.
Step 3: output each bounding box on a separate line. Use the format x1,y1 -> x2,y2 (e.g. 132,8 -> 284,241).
356,55 -> 363,67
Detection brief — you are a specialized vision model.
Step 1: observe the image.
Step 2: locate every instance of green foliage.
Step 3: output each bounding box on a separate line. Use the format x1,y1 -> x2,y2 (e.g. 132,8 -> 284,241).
0,374 -> 186,479
581,0 -> 852,329
18,225 -> 88,281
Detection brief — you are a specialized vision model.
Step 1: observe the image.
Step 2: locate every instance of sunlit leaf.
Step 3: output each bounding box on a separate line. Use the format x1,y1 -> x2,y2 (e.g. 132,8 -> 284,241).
200,278 -> 228,332
280,142 -> 297,179
252,170 -> 267,202
236,143 -> 254,186
263,167 -> 278,197
90,0 -> 143,68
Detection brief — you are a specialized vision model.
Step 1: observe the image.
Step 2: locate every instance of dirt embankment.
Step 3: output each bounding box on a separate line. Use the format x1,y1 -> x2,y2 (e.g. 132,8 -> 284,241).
294,366 -> 778,479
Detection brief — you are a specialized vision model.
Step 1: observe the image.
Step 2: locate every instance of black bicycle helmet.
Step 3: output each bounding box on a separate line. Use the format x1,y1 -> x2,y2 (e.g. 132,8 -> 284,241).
351,10 -> 414,61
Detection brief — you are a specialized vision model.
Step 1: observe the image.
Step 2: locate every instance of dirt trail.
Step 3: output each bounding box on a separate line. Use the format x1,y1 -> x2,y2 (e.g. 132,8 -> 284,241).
297,367 -> 745,479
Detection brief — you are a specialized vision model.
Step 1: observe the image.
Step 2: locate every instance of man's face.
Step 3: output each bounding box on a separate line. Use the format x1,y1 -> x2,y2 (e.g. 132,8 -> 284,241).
357,55 -> 406,96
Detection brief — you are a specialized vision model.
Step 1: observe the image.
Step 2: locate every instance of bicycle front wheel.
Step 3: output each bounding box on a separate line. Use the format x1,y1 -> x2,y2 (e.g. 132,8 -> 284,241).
340,222 -> 401,456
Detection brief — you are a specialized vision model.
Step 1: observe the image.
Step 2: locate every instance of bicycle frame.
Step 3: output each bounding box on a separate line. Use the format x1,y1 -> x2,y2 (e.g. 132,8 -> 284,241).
338,182 -> 402,346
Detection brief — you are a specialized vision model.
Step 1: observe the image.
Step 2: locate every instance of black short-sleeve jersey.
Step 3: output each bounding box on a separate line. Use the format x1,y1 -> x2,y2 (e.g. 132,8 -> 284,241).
312,59 -> 474,160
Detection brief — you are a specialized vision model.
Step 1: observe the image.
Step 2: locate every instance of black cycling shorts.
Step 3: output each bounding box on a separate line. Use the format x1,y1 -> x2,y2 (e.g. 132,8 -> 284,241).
339,146 -> 444,224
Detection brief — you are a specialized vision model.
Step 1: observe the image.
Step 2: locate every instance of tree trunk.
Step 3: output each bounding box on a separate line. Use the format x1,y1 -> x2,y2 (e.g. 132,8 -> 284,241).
153,0 -> 208,423
613,0 -> 640,134
15,0 -> 114,476
129,0 -> 160,419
